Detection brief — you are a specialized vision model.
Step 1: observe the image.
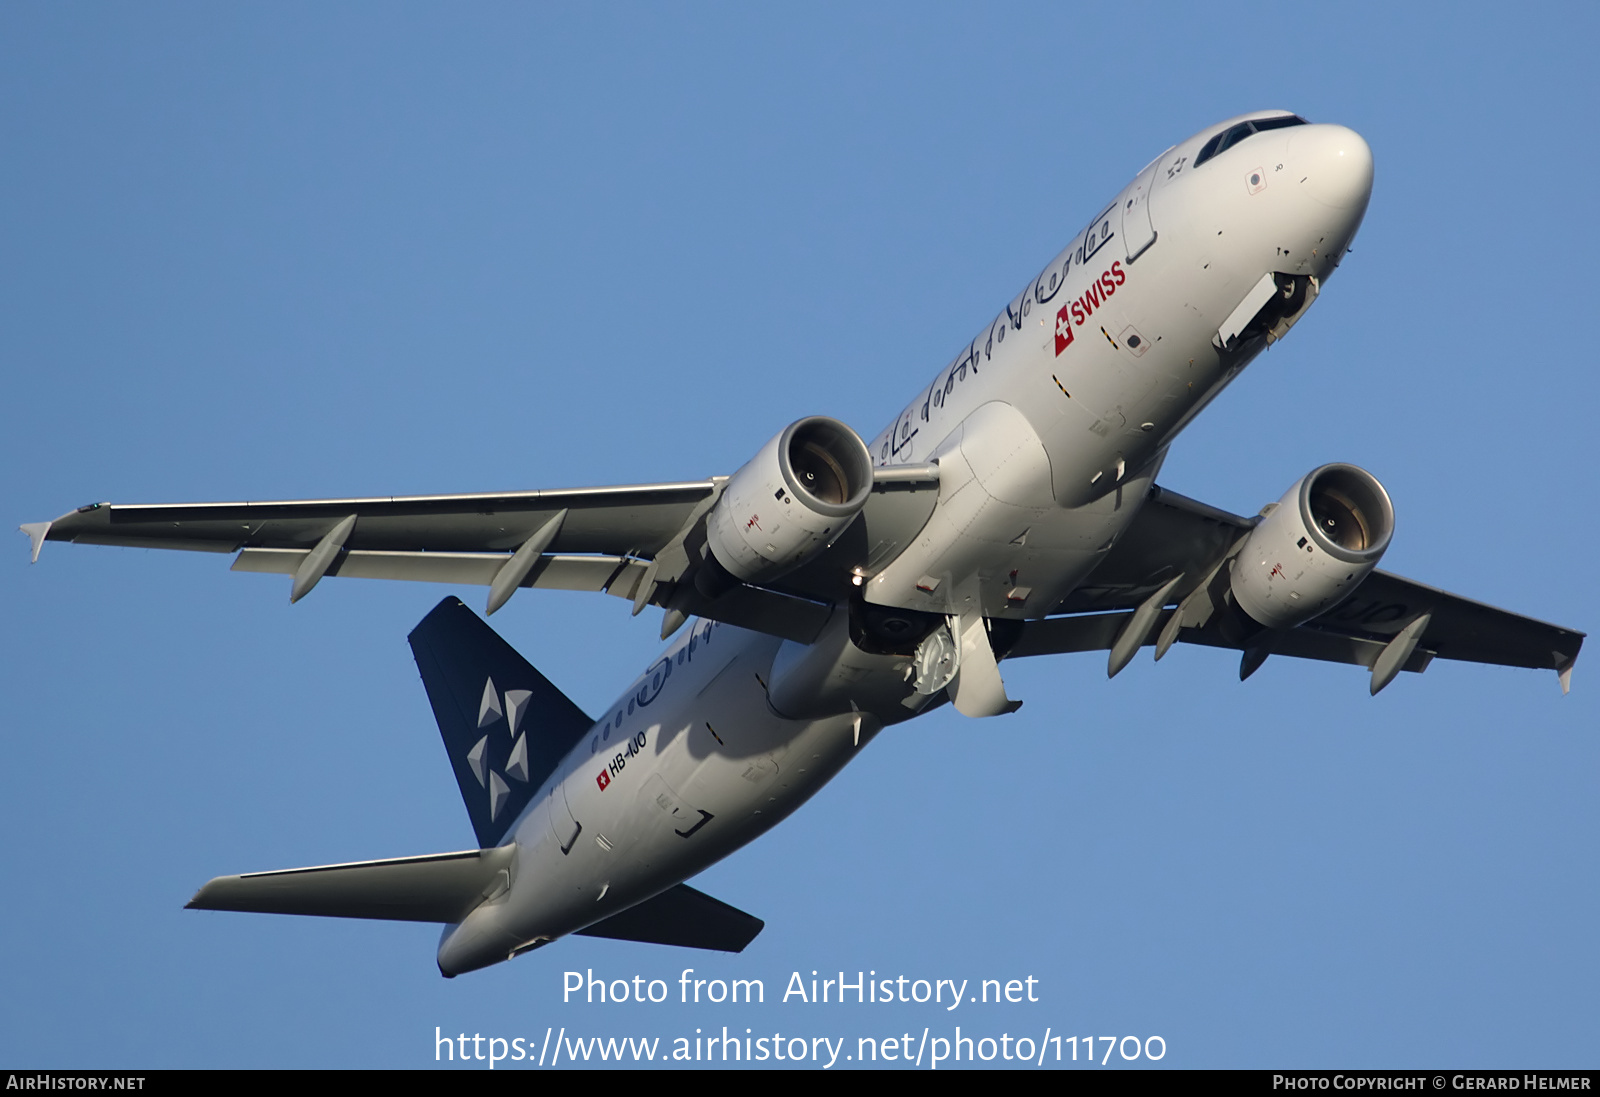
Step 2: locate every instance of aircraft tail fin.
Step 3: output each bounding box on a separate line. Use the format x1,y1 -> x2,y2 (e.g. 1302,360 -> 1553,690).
186,847 -> 514,923
408,597 -> 593,847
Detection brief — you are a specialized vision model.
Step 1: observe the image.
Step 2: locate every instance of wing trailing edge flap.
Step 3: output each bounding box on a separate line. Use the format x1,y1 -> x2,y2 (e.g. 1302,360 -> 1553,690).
576,883 -> 765,953
1009,608 -> 1437,675
234,547 -> 832,645
186,847 -> 516,924
233,546 -> 644,590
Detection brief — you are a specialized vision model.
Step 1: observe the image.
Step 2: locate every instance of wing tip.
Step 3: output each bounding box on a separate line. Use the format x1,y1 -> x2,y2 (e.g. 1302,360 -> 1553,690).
19,521 -> 51,564
1557,656 -> 1575,696
184,875 -> 231,911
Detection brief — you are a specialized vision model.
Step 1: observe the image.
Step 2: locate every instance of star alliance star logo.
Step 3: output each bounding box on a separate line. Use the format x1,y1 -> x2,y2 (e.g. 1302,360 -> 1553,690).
466,676 -> 533,821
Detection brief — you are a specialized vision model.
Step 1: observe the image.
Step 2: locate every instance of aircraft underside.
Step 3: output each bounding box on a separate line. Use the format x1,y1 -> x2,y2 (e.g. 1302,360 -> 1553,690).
28,109 -> 1582,975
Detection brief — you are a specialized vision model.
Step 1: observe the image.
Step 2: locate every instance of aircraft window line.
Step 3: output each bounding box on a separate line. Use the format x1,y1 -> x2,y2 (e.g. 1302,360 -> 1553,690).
1192,115 -> 1308,168
896,206 -> 1115,456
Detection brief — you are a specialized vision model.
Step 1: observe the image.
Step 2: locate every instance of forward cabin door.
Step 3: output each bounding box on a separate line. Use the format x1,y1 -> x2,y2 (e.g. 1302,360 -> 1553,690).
1120,154 -> 1162,263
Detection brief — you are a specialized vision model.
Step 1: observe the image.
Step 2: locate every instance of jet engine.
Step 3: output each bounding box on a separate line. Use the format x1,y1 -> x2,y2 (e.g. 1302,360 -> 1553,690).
703,416 -> 874,587
1230,463 -> 1394,630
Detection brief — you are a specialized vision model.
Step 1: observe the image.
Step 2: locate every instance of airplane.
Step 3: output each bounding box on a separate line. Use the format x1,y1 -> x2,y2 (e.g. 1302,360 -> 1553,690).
21,110 -> 1584,977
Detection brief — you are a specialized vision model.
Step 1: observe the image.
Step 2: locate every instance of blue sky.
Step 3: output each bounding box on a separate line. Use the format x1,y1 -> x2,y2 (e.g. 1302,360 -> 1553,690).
4,2 -> 1596,1069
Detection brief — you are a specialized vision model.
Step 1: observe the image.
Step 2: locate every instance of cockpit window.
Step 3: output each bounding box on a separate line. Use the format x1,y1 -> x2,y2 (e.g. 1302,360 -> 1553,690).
1193,115 -> 1309,168
1250,114 -> 1308,133
1214,122 -> 1255,157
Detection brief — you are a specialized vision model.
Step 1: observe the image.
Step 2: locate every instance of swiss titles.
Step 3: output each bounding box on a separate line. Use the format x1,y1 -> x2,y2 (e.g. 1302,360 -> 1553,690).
1055,261 -> 1125,357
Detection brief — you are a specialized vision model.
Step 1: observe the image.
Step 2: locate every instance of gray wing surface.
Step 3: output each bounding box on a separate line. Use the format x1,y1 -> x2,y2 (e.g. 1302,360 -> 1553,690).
26,469 -> 943,646
1051,486 -> 1250,614
38,482 -> 716,557
1013,485 -> 1583,689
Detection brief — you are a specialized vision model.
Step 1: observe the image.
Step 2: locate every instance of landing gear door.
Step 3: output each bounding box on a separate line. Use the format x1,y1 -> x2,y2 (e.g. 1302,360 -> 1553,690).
1121,154 -> 1162,264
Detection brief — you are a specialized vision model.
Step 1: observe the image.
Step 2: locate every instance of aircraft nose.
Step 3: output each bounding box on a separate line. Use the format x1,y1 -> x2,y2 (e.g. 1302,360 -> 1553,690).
1292,124 -> 1374,212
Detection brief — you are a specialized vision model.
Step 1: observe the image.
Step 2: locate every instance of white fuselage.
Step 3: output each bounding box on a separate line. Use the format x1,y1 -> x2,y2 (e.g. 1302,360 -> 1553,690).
438,113 -> 1375,975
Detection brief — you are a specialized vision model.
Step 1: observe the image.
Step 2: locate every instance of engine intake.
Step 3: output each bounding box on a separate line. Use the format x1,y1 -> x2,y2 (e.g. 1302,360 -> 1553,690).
705,417 -> 873,586
1230,463 -> 1394,630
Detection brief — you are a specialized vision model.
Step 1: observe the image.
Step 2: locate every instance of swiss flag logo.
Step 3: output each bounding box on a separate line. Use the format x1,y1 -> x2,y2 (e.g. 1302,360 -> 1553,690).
596,769 -> 611,791
1055,304 -> 1074,356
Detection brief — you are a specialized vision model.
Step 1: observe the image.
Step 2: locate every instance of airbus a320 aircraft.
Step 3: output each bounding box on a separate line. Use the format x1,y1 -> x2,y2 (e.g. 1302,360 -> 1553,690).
23,112 -> 1584,976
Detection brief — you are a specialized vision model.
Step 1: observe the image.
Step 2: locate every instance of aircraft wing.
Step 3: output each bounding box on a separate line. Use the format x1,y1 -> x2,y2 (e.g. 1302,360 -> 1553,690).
1009,485 -> 1584,692
30,482 -> 716,558
24,468 -> 942,645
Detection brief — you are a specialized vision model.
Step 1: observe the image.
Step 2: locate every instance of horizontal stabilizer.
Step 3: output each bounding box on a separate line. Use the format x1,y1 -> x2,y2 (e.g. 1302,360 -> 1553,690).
576,884 -> 764,953
186,847 -> 515,924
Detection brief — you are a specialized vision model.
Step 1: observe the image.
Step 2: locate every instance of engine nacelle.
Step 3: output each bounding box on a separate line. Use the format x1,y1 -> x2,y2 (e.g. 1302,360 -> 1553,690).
705,416 -> 873,586
1230,463 -> 1394,630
